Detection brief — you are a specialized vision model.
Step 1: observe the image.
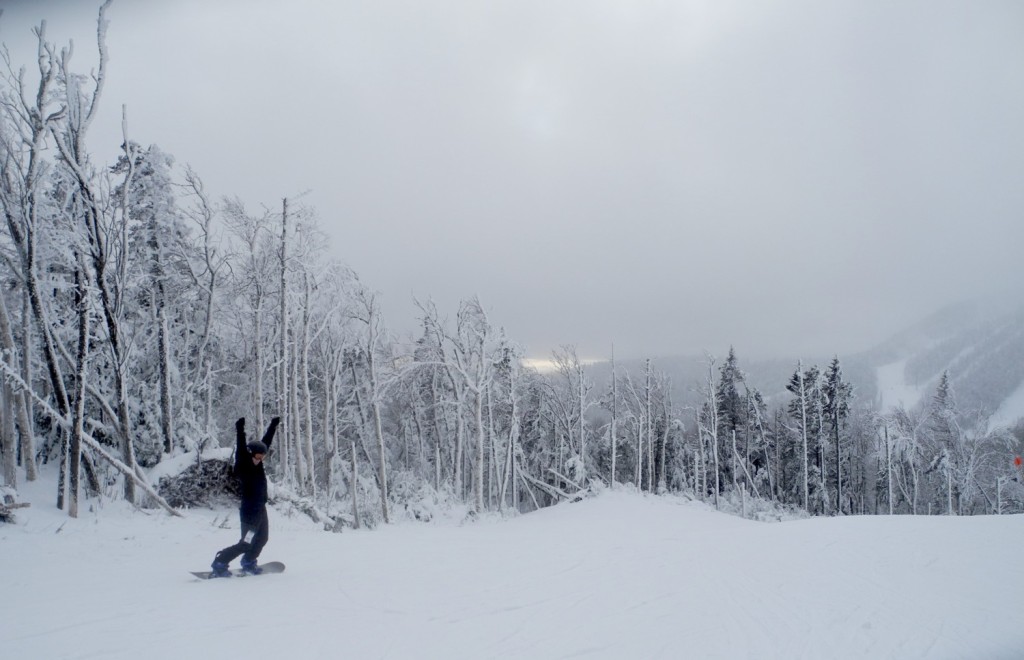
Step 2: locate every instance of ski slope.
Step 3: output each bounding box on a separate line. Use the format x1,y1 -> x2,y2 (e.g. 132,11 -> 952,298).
990,377 -> 1024,432
876,359 -> 926,412
2,474 -> 1022,660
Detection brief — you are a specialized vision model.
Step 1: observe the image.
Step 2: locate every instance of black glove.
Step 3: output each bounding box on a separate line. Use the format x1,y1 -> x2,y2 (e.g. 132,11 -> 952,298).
236,417 -> 246,432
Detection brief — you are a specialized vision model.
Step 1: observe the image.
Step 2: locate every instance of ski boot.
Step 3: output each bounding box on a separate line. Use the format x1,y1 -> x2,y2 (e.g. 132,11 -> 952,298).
209,560 -> 232,578
240,558 -> 263,576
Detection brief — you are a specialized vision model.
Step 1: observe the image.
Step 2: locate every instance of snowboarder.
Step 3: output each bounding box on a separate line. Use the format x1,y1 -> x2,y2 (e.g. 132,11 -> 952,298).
209,416 -> 280,577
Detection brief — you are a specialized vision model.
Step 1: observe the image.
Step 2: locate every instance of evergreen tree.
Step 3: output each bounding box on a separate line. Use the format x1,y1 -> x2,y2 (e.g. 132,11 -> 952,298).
787,362 -> 825,512
112,143 -> 193,460
716,347 -> 744,490
927,371 -> 961,514
822,356 -> 853,513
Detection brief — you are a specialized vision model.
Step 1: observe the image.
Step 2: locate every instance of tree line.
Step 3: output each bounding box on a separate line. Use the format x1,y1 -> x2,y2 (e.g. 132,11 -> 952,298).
1,5 -> 1021,524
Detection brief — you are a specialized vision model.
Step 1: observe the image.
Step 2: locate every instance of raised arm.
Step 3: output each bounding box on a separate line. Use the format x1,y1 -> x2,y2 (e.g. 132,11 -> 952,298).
261,417 -> 281,449
234,417 -> 247,470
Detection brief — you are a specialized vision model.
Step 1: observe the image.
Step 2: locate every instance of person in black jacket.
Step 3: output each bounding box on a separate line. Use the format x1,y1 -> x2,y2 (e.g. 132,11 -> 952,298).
209,416 -> 280,577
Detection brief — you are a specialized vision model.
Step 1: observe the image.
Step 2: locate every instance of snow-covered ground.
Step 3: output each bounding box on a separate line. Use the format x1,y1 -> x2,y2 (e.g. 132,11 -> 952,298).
2,473 -> 1023,660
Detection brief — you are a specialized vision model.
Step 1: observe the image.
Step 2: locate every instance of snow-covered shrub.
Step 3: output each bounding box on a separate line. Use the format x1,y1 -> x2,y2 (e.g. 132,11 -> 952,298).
388,469 -> 465,523
713,486 -> 809,522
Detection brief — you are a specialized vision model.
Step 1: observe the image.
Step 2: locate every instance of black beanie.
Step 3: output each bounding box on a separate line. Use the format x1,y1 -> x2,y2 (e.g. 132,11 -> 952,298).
247,441 -> 268,455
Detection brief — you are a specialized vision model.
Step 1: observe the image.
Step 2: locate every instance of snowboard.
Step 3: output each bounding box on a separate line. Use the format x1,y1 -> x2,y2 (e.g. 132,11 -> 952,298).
190,561 -> 285,580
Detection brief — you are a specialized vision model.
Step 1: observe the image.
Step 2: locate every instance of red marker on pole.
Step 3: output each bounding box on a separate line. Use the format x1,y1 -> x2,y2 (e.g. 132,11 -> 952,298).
1016,456 -> 1022,468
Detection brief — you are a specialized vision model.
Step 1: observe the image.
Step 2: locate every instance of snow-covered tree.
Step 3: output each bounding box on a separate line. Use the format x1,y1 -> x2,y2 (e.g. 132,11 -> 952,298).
547,345 -> 594,491
822,356 -> 853,513
350,284 -> 393,523
786,361 -> 815,511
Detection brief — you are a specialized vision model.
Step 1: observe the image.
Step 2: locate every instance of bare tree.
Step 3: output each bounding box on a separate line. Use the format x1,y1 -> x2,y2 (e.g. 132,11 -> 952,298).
548,345 -> 593,490
698,355 -> 720,508
351,285 -> 391,523
496,343 -> 522,511
223,198 -> 275,433
449,298 -> 498,512
0,17 -> 74,500
299,272 -> 315,495
179,167 -> 225,445
47,3 -> 147,502
277,197 -> 291,485
416,299 -> 467,499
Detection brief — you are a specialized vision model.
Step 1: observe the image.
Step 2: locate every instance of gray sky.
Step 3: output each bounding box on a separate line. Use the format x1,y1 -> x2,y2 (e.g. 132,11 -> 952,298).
3,0 -> 1023,361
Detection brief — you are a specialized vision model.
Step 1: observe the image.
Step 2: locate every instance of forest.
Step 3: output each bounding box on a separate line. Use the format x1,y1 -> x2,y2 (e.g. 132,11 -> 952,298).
2,3 -> 1023,528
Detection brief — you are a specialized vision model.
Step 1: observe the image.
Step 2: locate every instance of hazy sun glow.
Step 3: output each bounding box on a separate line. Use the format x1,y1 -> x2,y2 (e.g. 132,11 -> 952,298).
522,357 -> 603,373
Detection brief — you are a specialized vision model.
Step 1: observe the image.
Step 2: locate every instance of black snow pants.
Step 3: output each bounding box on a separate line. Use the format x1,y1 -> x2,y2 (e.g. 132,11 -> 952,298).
214,506 -> 269,565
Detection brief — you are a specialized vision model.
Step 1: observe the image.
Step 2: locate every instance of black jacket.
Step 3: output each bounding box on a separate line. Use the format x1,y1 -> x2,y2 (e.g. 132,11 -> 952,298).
234,417 -> 280,514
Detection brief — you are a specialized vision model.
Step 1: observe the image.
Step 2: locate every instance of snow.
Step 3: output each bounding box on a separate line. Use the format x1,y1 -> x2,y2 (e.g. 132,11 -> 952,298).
2,473 -> 1024,660
989,377 -> 1024,432
145,447 -> 232,483
876,360 -> 926,411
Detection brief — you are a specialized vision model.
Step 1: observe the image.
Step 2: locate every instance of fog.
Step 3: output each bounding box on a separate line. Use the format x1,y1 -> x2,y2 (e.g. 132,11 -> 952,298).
3,0 -> 1022,360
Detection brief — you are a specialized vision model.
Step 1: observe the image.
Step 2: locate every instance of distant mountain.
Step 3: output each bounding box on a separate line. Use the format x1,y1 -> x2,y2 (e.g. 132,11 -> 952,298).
584,301 -> 1024,428
861,301 -> 1024,425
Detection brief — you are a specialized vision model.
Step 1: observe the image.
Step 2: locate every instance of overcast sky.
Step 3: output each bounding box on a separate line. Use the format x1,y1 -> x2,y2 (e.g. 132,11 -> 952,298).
2,0 -> 1022,361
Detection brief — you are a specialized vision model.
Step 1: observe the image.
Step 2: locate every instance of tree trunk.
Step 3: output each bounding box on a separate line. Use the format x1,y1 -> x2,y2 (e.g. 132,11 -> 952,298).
157,296 -> 173,454
474,388 -> 485,512
148,216 -> 173,456
301,274 -> 315,497
645,359 -> 653,491
578,362 -> 587,482
431,374 -> 443,492
0,291 -> 36,483
290,325 -> 303,487
278,198 -> 290,486
834,410 -> 841,514
254,298 -> 265,433
350,437 -> 360,528
798,366 -> 809,511
371,394 -> 390,523
658,391 -> 670,493
1,382 -> 16,488
449,375 -> 465,500
499,364 -> 519,511
323,373 -> 334,502
635,418 -> 643,490
19,290 -> 36,481
610,346 -> 617,488
361,304 -> 391,524
732,429 -> 739,493
486,387 -> 498,509
69,260 -> 90,518
707,362 -> 720,509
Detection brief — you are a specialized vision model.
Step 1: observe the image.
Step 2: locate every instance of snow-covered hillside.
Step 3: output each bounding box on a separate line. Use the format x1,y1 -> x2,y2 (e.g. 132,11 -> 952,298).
594,303 -> 1024,431
991,379 -> 1024,432
866,303 -> 1024,425
2,473 -> 1023,660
